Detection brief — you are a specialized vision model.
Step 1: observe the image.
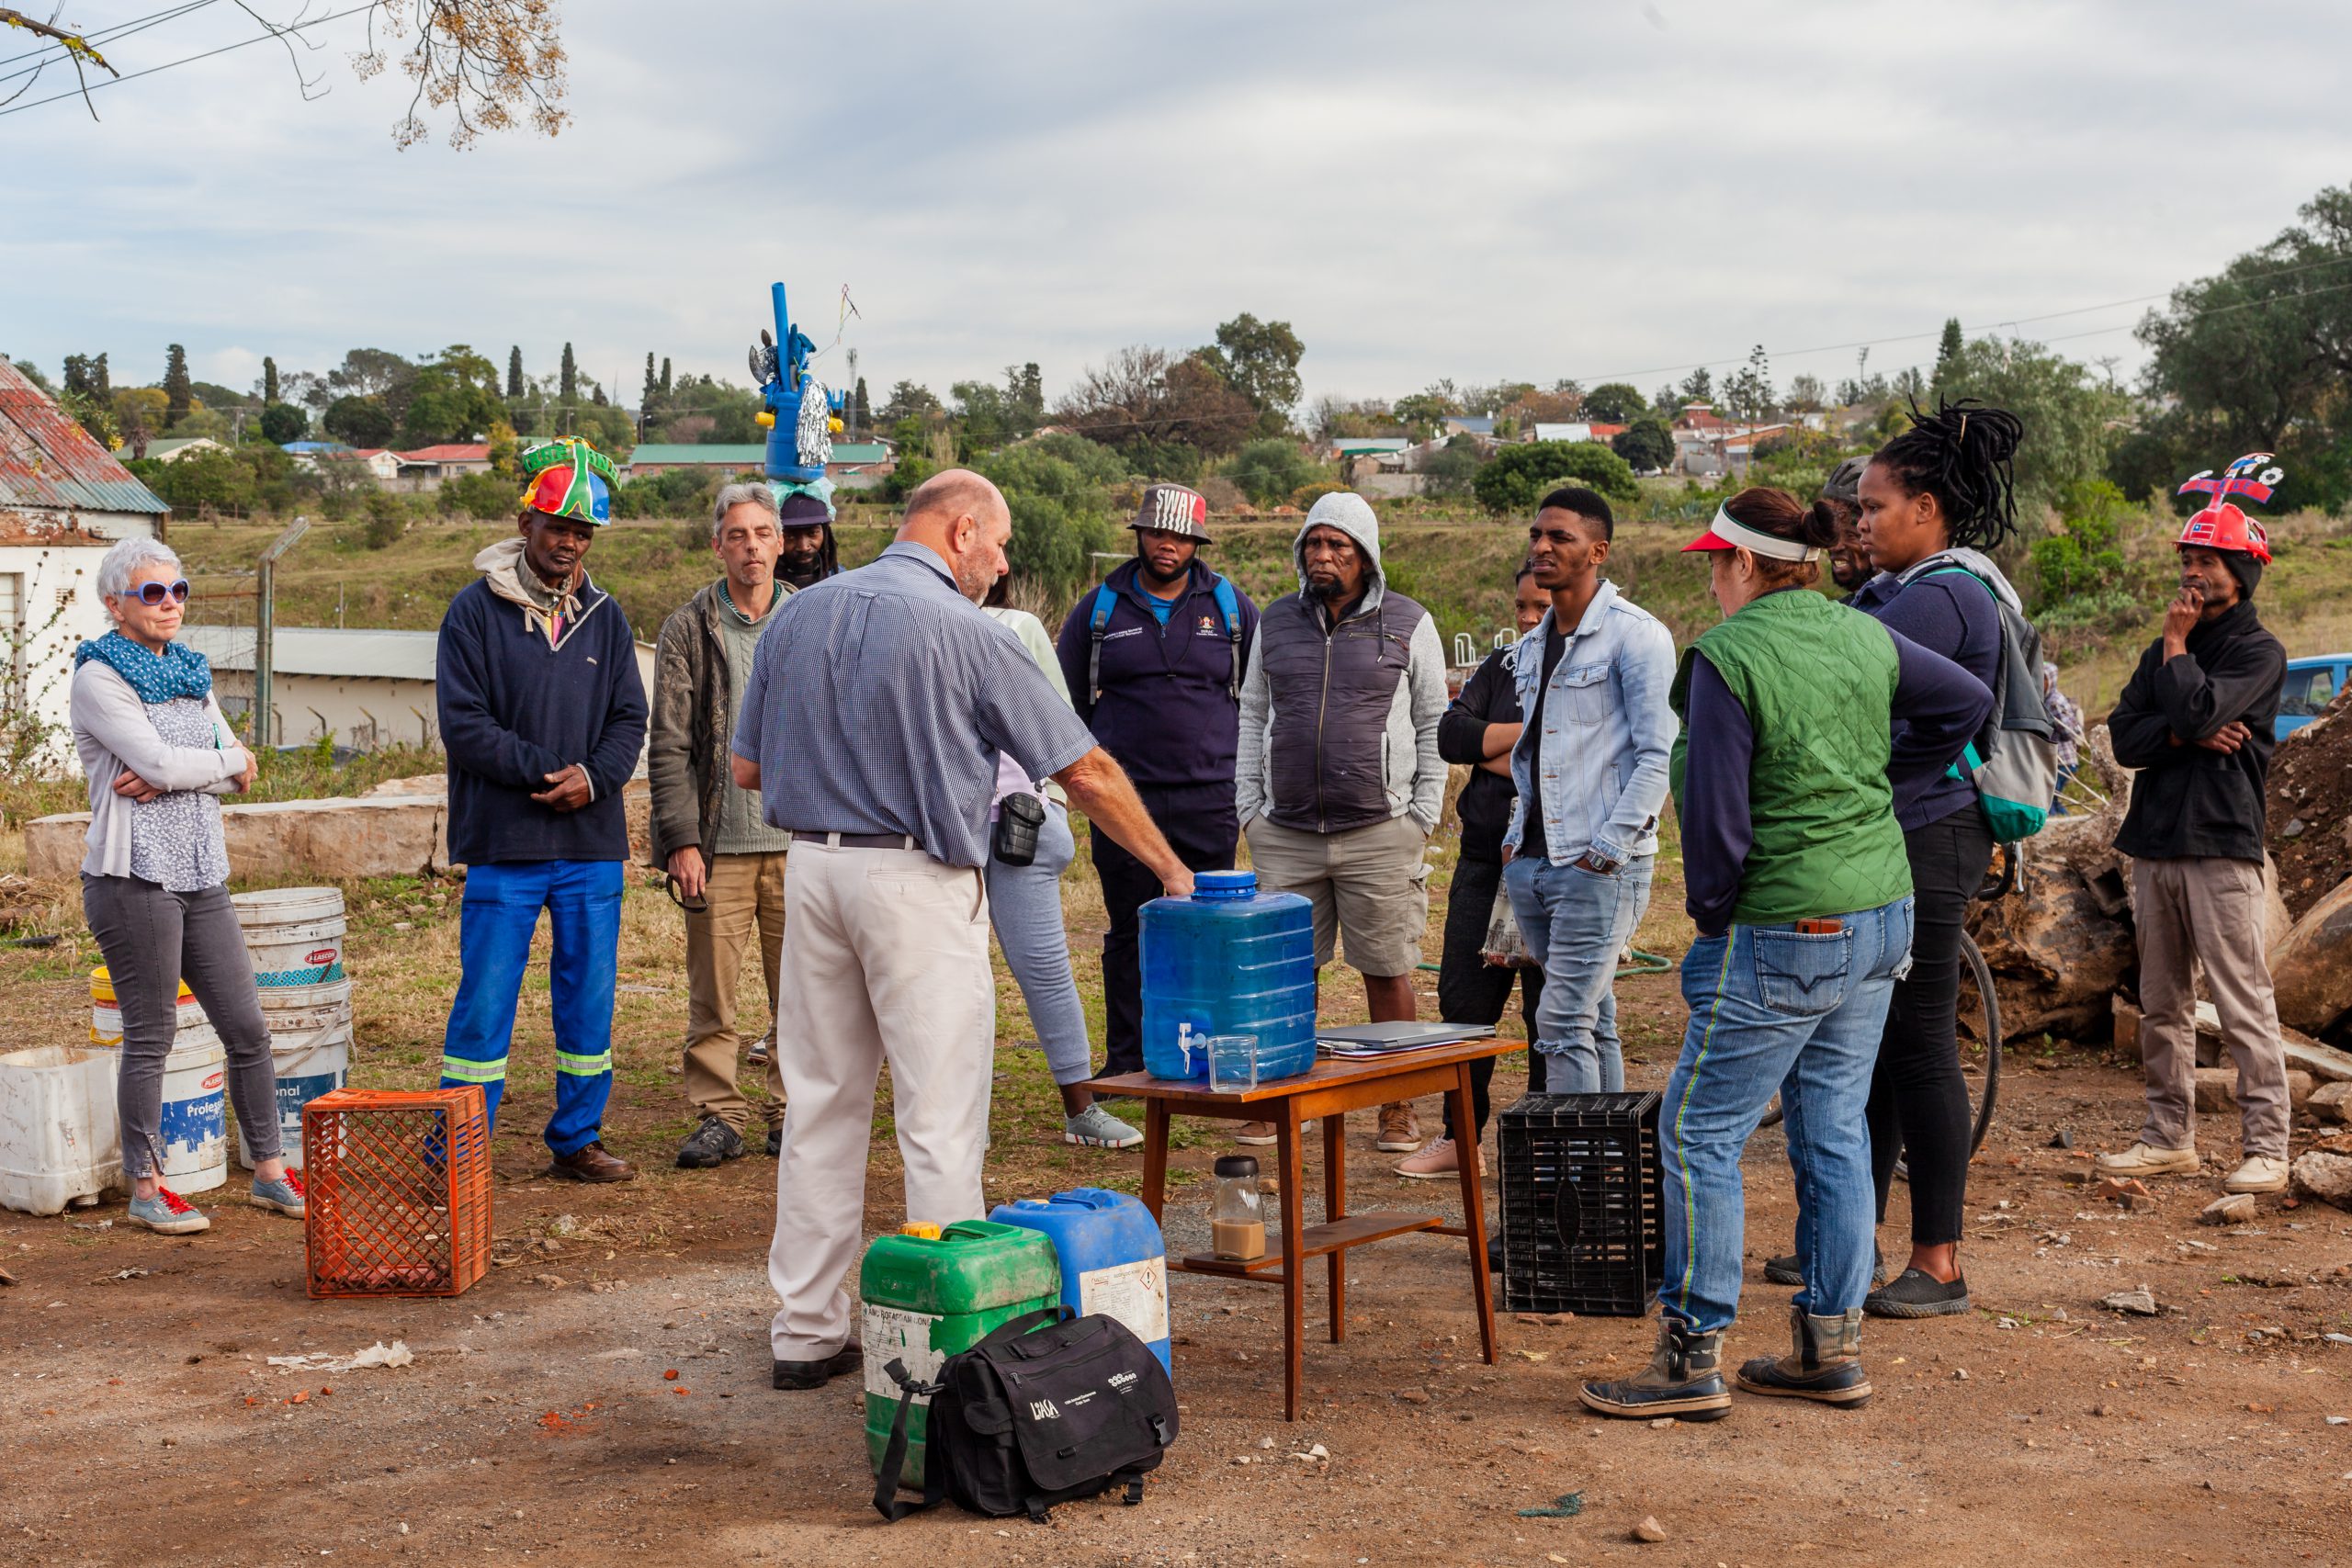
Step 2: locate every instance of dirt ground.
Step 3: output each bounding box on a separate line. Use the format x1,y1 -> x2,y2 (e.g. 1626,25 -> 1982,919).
6,856 -> 2352,1568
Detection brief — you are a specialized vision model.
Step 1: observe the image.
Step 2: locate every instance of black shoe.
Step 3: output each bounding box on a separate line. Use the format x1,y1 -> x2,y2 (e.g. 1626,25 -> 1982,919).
773,1343 -> 862,1390
675,1115 -> 746,1169
1863,1267 -> 1971,1318
1577,1320 -> 1731,1421
1762,1246 -> 1887,1291
765,1124 -> 782,1157
1487,1232 -> 1504,1276
1736,1306 -> 1873,1405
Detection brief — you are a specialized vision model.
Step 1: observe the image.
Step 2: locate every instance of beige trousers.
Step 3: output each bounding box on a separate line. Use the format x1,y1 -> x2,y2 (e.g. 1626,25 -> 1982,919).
682,851 -> 787,1132
2132,855 -> 2291,1160
766,842 -> 995,1360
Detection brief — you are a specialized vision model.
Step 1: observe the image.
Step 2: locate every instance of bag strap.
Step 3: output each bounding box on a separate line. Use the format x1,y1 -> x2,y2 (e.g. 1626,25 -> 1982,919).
1087,582 -> 1119,703
976,1303 -> 1069,1356
1211,575 -> 1242,700
870,1359 -> 946,1523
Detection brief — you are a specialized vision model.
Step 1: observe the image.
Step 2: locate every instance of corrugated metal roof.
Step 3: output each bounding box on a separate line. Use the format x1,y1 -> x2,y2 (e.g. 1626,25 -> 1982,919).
829,443 -> 893,464
625,444 -> 768,468
0,358 -> 169,516
179,626 -> 441,682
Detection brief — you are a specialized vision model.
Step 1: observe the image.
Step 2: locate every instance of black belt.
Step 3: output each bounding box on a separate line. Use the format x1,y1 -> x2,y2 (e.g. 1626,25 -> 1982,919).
791,830 -> 923,852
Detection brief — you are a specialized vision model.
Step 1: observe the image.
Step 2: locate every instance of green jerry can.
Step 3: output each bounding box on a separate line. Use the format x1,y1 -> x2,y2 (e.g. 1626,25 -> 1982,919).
859,1219 -> 1062,1489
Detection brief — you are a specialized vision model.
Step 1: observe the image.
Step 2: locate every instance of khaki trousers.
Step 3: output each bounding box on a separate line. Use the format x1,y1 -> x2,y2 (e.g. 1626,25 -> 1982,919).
682,851 -> 788,1132
766,842 -> 995,1360
2132,855 -> 2291,1160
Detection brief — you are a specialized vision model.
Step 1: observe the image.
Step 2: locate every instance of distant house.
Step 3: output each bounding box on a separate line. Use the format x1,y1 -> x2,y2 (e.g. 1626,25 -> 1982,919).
180,625 -> 660,755
624,444 -> 768,479
0,358 -> 171,759
390,444 -> 493,492
827,440 -> 897,490
1330,437 -> 1412,460
1672,404 -> 1792,477
1442,414 -> 1496,437
336,448 -> 404,483
119,435 -> 226,465
1529,423 -> 1628,446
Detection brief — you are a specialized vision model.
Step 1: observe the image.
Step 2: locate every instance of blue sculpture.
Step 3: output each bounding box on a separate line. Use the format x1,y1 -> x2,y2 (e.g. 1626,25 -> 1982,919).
749,281 -> 847,486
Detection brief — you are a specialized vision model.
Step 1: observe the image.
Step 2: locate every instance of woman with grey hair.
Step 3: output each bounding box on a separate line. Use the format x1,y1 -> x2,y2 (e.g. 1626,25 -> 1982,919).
70,536 -> 302,1234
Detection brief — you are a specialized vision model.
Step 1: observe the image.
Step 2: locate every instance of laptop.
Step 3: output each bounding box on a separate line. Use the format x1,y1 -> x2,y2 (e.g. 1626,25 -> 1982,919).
1317,1021 -> 1495,1056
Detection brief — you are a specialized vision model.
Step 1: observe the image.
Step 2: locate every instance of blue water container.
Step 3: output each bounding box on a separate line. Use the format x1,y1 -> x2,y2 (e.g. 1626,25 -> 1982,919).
1139,869 -> 1317,1082
989,1188 -> 1173,1374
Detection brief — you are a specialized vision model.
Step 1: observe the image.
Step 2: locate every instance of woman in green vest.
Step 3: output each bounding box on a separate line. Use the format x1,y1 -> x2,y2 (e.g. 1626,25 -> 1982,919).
1580,487 -> 1991,1423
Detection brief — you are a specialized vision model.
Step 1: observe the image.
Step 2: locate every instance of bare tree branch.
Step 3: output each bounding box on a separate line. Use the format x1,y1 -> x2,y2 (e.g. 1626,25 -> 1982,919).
0,5 -> 119,118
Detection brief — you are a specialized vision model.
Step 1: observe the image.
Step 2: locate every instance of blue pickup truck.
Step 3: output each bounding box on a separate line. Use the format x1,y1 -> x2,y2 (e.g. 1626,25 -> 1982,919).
2278,653 -> 2352,741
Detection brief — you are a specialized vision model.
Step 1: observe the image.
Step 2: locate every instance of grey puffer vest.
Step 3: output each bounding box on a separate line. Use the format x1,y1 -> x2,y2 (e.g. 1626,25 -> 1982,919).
1259,590 -> 1430,833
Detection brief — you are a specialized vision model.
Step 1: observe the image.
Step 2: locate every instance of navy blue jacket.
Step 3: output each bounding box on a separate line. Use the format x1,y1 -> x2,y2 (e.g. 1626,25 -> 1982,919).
1848,568 -> 2000,832
436,576 -> 649,865
1055,559 -> 1258,792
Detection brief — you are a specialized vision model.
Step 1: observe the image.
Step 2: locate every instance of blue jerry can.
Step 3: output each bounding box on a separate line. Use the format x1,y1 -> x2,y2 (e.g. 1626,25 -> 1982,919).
989,1187 -> 1173,1375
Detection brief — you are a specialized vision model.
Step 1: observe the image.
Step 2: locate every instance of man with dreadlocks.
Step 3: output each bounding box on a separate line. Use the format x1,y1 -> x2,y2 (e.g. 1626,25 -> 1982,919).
1763,398 -> 2026,1321
435,436 -> 649,1182
2098,459 -> 2292,1198
775,482 -> 842,590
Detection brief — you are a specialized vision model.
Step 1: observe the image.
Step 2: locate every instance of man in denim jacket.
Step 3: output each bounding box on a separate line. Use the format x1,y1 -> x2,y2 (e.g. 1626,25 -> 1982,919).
1502,486 -> 1678,1093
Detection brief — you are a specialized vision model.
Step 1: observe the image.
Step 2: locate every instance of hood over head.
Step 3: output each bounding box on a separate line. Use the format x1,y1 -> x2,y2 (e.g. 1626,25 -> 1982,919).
1293,491 -> 1385,612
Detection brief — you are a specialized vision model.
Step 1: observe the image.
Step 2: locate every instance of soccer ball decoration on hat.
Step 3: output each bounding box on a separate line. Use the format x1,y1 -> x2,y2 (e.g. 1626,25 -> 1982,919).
515,436 -> 616,525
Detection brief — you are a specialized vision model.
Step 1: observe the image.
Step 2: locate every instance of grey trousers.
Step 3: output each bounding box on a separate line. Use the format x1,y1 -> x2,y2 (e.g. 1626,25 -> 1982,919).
2132,855 -> 2292,1160
83,874 -> 281,1179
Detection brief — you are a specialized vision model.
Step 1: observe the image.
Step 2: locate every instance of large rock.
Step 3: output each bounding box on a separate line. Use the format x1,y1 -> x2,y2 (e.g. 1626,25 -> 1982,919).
28,795 -> 450,881
2290,1150 -> 2352,1209
2193,1066 -> 2312,1111
1967,811 -> 2137,1042
2271,875 -> 2352,1039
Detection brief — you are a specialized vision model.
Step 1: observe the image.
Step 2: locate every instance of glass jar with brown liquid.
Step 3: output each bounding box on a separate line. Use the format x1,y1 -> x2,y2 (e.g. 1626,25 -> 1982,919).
1210,1154 -> 1266,1261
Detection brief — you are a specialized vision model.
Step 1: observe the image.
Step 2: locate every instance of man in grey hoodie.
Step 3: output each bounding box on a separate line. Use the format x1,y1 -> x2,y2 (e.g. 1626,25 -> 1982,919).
1236,491 -> 1449,1151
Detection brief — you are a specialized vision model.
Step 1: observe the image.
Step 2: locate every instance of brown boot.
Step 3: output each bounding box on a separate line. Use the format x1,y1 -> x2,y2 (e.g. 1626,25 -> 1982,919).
1375,1101 -> 1421,1152
548,1141 -> 637,1183
1736,1305 -> 1872,1406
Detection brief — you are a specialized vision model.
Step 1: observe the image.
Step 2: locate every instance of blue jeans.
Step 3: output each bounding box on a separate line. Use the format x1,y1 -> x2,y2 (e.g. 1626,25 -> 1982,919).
1502,853 -> 1655,1093
440,859 -> 622,1156
984,802 -> 1093,1087
1657,897 -> 1914,1334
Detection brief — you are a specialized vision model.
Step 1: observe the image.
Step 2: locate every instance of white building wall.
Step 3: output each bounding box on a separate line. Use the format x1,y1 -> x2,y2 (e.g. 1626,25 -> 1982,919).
0,511 -> 164,770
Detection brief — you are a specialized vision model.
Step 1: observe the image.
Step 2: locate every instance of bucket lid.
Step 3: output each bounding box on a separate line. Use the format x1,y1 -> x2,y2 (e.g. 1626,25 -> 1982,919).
230,886 -> 346,924
1193,870 -> 1258,901
1214,1154 -> 1260,1179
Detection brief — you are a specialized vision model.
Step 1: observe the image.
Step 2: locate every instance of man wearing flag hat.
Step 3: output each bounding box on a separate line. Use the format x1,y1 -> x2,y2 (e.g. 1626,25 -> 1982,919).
2098,456 -> 2294,1198
435,436 -> 650,1182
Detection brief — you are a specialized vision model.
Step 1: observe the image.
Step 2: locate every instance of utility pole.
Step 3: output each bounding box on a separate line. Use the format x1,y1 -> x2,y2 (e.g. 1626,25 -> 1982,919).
252,514 -> 311,750
845,347 -> 859,439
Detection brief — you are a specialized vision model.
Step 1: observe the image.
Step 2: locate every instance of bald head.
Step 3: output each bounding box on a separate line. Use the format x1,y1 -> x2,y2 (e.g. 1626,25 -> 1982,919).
899,467 -> 1012,603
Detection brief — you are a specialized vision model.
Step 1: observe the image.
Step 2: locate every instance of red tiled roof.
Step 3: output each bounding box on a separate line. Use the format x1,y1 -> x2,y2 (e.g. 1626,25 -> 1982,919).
398,444 -> 491,462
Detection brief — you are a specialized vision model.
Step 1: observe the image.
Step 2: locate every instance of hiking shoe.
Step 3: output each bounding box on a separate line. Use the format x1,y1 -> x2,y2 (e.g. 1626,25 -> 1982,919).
1395,1136 -> 1484,1179
1763,1246 -> 1888,1291
248,1170 -> 307,1218
1736,1306 -> 1873,1406
1065,1102 -> 1144,1149
745,1029 -> 772,1067
2224,1155 -> 2290,1194
675,1114 -> 745,1169
127,1188 -> 209,1235
773,1343 -> 862,1391
1233,1122 -> 1277,1147
1578,1319 -> 1731,1421
1864,1268 -> 1970,1318
548,1141 -> 638,1183
766,1124 -> 782,1157
2093,1141 -> 2199,1179
1375,1102 -> 1422,1152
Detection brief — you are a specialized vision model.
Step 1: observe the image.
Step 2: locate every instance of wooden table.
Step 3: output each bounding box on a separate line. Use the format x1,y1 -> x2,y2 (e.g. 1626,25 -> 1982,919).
1083,1037 -> 1515,1421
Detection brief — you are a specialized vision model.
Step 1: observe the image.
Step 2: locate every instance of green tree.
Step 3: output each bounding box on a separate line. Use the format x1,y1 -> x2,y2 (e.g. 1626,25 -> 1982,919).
1391,389 -> 1459,440
324,394 -> 396,447
1784,373 -> 1826,413
112,388 -> 167,457
1227,437 -> 1318,505
1934,317 -> 1964,381
1199,313 -> 1306,425
1722,344 -> 1775,423
854,377 -> 871,435
1473,441 -> 1638,514
660,356 -> 673,397
262,355 -> 281,405
977,434 -> 1126,593
1419,437 -> 1486,499
1611,417 -> 1676,473
560,341 -> 578,402
1678,367 -> 1713,406
1583,382 -> 1647,423
640,353 -> 659,418
1935,334 -> 2130,524
506,345 -> 525,399
163,344 -> 192,428
259,402 -> 309,444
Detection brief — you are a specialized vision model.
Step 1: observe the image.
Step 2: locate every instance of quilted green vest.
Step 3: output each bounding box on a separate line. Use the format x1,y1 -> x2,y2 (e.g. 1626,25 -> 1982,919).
1669,589 -> 1912,926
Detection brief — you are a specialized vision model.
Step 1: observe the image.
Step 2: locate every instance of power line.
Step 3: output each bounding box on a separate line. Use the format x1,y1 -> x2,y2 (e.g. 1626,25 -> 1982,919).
0,0 -> 221,76
0,0 -> 371,117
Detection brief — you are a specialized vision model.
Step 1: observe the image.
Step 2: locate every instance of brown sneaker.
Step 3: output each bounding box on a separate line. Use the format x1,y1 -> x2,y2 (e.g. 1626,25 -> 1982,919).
1375,1101 -> 1421,1152
548,1141 -> 638,1183
1233,1122 -> 1277,1147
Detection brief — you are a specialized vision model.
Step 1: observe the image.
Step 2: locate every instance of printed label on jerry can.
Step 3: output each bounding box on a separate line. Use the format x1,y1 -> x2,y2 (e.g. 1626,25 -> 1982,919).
1078,1257 -> 1170,1343
861,1305 -> 940,1404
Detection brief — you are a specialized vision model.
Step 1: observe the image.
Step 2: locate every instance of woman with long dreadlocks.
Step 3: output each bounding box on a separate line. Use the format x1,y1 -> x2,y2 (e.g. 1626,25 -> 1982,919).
1761,398 -> 2026,1320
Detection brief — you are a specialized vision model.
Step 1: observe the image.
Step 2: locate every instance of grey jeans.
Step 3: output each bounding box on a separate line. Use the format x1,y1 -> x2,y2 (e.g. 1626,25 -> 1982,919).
83,874 -> 280,1179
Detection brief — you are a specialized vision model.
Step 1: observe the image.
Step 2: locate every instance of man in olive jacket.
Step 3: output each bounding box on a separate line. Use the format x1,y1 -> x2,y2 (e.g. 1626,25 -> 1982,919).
650,482 -> 809,1168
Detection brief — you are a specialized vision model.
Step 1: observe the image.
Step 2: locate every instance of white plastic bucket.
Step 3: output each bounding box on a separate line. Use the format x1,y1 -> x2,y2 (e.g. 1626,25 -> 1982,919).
0,1044 -> 122,1215
89,967 -> 206,1044
237,1021 -> 351,1171
231,887 -> 348,989
155,1027 -> 227,1194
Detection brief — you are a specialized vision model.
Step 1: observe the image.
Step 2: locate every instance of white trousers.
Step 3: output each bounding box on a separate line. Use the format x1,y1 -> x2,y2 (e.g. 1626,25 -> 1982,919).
766,842 -> 996,1360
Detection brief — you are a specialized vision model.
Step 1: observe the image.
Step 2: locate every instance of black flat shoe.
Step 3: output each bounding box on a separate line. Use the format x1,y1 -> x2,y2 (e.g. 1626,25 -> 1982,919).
1863,1268 -> 1970,1318
773,1343 -> 862,1390
1762,1247 -> 1887,1291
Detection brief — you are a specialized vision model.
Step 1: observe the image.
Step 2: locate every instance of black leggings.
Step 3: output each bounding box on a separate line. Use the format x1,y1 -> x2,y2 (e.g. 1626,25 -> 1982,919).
1867,810 -> 1994,1247
1437,853 -> 1547,1142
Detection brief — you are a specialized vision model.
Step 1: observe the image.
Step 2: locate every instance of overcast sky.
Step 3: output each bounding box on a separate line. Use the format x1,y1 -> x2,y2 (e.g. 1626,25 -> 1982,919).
7,0 -> 2348,412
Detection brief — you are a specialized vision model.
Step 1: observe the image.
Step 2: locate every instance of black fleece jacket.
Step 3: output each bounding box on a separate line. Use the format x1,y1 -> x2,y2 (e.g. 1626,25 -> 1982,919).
2107,598 -> 2286,864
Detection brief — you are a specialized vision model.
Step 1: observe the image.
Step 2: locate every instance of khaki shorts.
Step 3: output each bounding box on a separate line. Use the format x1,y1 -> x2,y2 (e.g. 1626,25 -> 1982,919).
1245,813 -> 1430,977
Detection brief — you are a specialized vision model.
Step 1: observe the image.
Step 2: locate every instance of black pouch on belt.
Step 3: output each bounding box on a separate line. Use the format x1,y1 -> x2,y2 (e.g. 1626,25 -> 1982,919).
992,791 -> 1046,867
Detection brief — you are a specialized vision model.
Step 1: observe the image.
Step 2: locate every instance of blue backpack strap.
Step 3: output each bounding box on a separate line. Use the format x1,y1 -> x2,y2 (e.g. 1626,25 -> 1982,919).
1210,575 -> 1241,699
1087,581 -> 1120,702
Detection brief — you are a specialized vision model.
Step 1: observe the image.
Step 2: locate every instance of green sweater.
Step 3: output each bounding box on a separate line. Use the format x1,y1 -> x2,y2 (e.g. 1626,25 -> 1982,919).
1670,589 -> 1912,926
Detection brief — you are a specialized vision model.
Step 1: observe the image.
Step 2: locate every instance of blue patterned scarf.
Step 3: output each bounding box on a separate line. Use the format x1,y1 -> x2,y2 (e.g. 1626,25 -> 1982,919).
74,629 -> 212,703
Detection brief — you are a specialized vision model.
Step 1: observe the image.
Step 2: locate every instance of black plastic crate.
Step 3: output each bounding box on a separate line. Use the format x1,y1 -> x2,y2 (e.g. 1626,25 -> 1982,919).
1498,1091 -> 1662,1317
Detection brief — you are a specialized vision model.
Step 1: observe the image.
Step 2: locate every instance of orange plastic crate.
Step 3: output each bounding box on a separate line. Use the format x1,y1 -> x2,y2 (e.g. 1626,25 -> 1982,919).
302,1087 -> 492,1299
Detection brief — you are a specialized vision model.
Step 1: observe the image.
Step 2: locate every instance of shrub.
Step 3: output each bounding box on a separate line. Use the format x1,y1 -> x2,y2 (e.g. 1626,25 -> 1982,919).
1227,438 -> 1318,506
1473,441 -> 1638,514
1419,439 -> 1486,498
441,470 -> 517,520
362,490 -> 407,549
1289,481 -> 1351,513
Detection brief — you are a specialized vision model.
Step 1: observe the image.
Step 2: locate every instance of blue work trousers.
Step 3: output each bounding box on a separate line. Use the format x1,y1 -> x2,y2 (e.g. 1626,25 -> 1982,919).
1658,897 -> 1914,1334
1502,853 -> 1656,1093
440,859 -> 622,1156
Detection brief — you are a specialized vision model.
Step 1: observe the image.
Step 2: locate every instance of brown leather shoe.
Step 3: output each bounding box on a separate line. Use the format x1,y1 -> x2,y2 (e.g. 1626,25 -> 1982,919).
1375,1101 -> 1421,1152
548,1141 -> 637,1183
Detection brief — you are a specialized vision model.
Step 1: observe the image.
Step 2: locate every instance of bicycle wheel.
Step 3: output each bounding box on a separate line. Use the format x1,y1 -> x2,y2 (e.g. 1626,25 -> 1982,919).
1890,928 -> 2001,1180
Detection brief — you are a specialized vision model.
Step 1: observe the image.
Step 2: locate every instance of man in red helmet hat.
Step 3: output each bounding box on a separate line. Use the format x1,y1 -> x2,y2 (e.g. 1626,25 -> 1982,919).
2098,496 -> 2292,1196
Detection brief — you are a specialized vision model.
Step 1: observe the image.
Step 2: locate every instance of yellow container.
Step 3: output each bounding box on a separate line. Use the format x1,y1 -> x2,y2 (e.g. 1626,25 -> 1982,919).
88,967 -> 201,1044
